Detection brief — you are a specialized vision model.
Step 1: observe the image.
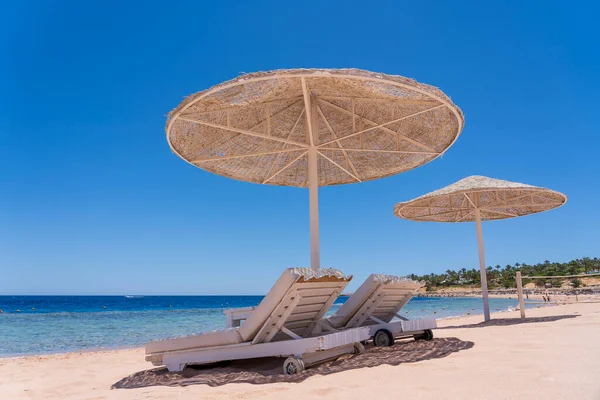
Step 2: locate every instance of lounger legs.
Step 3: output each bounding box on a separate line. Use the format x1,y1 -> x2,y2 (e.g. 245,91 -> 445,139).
283,357 -> 305,375
164,363 -> 186,372
283,342 -> 364,375
373,329 -> 395,347
353,342 -> 365,354
161,343 -> 367,375
414,329 -> 434,341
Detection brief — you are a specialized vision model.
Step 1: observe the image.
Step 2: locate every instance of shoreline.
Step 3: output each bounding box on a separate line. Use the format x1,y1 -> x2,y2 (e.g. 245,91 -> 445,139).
1,295 -> 597,360
2,302 -> 599,399
0,300 -> 565,359
0,296 -> 529,358
0,302 -> 520,360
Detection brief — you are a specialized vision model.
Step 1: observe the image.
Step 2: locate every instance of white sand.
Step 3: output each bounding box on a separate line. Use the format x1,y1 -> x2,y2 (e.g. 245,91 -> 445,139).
1,302 -> 599,400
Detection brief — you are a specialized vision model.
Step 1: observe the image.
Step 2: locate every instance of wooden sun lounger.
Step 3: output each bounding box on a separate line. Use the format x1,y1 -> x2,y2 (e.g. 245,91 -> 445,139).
320,274 -> 437,346
145,268 -> 370,374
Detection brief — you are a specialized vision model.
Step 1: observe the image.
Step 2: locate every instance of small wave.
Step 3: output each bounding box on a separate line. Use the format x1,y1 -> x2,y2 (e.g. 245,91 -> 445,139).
124,295 -> 144,299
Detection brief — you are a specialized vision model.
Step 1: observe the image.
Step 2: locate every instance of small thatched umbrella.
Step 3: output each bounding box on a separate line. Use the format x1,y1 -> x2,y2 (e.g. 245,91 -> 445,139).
393,175 -> 567,321
166,68 -> 464,269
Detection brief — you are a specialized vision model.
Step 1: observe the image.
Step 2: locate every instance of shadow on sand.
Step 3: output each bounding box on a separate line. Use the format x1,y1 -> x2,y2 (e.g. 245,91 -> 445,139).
439,314 -> 579,330
112,337 -> 473,388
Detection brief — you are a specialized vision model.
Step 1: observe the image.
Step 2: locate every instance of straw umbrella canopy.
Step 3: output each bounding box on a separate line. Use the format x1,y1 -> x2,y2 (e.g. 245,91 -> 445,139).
393,175 -> 567,321
166,68 -> 464,269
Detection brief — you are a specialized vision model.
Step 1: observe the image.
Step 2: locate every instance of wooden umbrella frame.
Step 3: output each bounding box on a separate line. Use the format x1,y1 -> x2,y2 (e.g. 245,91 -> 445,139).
166,69 -> 464,269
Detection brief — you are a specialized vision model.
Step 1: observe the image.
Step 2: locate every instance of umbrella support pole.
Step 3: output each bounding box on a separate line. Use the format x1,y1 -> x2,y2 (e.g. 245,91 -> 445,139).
308,146 -> 320,270
475,208 -> 490,322
302,82 -> 320,271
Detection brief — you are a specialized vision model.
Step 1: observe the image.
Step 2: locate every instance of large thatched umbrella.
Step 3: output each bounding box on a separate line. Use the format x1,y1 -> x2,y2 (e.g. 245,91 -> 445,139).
167,68 -> 464,269
393,175 -> 567,321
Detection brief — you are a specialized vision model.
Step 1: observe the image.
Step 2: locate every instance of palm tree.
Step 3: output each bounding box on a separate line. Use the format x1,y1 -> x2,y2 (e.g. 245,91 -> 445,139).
582,257 -> 594,274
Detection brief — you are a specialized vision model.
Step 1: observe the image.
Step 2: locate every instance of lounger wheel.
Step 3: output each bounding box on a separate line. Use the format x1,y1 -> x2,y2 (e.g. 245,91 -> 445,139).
414,329 -> 434,341
373,329 -> 395,347
353,342 -> 366,354
283,357 -> 305,375
424,329 -> 434,341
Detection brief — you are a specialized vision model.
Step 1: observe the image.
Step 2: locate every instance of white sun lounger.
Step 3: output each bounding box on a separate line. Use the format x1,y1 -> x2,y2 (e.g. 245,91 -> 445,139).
145,268 -> 370,375
320,274 -> 437,346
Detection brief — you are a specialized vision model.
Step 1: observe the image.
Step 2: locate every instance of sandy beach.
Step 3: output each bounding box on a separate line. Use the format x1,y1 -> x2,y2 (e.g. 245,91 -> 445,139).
1,302 -> 599,400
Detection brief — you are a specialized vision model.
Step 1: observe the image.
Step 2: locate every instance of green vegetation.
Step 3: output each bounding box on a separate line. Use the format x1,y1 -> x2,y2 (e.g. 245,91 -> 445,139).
409,257 -> 600,291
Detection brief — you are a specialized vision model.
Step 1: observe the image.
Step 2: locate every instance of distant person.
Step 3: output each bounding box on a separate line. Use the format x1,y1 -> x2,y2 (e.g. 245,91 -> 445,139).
543,289 -> 550,302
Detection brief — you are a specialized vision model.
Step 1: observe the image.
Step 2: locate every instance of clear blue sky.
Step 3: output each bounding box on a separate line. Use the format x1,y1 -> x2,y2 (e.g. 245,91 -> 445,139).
1,1 -> 598,295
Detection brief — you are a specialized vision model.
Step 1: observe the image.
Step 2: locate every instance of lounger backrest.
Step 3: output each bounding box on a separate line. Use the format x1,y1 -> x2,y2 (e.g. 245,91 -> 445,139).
328,274 -> 422,328
238,268 -> 352,342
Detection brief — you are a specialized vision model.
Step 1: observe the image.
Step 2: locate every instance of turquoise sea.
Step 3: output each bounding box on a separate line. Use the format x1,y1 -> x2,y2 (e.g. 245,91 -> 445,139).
0,295 -> 532,357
